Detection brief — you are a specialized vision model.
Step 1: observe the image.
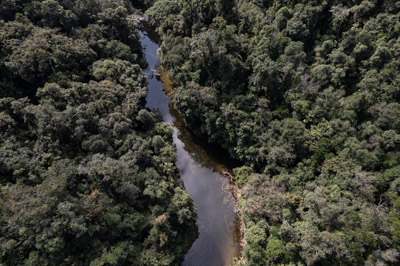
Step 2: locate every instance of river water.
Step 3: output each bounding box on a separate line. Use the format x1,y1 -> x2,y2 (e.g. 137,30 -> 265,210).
139,29 -> 240,266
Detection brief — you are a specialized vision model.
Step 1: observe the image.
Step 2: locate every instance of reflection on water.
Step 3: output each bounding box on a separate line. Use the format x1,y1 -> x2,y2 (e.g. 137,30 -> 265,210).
140,29 -> 240,266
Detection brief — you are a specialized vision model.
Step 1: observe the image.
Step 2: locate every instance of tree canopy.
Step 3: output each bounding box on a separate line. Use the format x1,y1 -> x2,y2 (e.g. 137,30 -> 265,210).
0,1 -> 197,265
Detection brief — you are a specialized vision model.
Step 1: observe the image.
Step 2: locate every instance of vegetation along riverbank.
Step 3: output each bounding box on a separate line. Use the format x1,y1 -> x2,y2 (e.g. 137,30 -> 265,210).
1,0 -> 400,265
0,1 -> 197,265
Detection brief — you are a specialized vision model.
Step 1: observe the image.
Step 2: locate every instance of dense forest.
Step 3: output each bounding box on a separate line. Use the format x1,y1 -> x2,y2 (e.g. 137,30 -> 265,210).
2,0 -> 400,265
0,1 -> 197,265
144,0 -> 400,265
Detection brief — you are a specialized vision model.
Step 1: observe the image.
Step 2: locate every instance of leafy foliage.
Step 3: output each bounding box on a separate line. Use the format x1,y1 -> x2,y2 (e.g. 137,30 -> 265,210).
0,1 -> 196,265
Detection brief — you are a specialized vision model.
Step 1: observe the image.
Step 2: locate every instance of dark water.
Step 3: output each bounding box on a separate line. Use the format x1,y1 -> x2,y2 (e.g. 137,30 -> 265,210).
139,30 -> 240,266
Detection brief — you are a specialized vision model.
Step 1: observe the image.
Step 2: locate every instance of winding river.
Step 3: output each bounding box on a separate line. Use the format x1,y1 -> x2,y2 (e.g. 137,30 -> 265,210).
139,28 -> 241,266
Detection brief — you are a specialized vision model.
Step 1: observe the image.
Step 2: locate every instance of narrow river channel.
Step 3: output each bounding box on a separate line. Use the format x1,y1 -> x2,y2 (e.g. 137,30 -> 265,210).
139,29 -> 241,266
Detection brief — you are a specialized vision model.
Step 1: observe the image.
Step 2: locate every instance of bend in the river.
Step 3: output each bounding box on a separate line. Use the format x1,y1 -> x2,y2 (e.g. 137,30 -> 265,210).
139,27 -> 241,266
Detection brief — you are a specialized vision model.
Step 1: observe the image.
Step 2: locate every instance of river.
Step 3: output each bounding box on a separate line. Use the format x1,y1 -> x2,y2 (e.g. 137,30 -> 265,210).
139,28 -> 241,266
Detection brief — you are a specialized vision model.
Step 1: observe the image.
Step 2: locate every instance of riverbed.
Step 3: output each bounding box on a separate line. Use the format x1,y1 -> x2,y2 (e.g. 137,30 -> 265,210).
139,28 -> 241,266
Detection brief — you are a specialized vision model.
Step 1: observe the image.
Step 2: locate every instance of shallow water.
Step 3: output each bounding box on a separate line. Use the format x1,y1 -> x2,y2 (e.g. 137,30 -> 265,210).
140,29 -> 240,266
